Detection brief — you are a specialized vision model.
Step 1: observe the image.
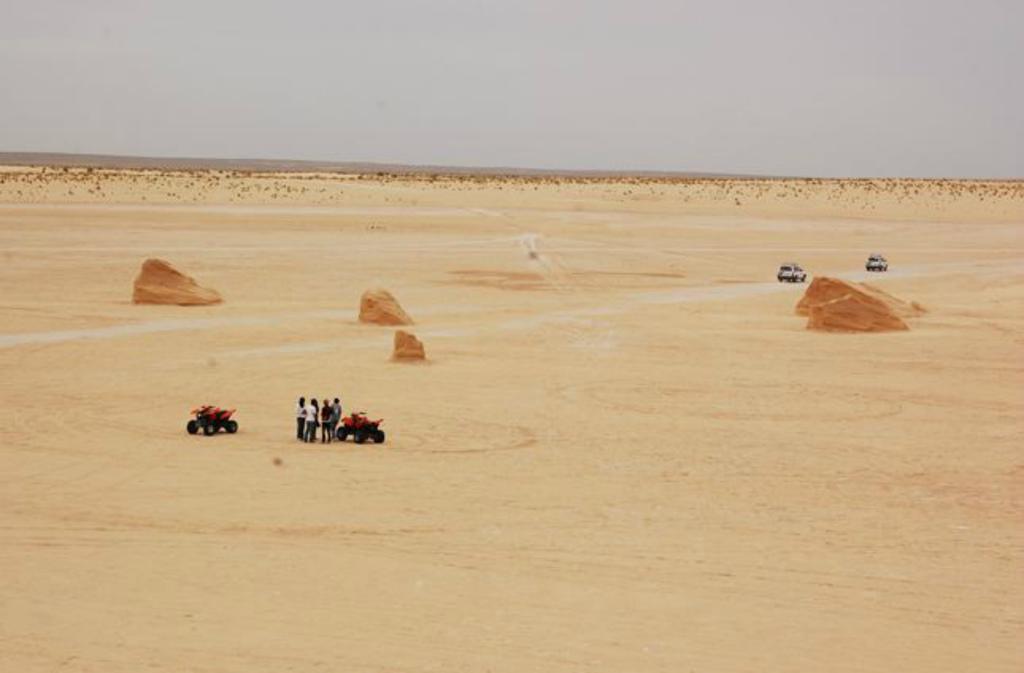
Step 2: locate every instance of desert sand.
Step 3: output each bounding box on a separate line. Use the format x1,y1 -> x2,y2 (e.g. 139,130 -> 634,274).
0,168 -> 1021,672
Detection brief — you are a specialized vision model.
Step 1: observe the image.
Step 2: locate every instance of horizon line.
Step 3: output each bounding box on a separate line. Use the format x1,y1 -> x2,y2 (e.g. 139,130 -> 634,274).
0,151 -> 1018,182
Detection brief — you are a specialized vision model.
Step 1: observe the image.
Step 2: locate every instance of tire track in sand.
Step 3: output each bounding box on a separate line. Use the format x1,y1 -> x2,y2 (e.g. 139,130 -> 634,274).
1,257 -> 1021,351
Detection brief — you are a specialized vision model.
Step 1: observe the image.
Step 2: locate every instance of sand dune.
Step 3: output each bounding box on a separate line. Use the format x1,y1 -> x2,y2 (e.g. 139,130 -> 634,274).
0,168 -> 1021,673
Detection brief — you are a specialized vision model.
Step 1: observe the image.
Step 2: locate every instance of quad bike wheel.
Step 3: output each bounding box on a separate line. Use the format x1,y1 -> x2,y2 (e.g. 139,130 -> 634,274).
336,427 -> 349,442
353,429 -> 369,444
225,420 -> 238,434
203,423 -> 216,436
187,420 -> 199,435
372,430 -> 385,444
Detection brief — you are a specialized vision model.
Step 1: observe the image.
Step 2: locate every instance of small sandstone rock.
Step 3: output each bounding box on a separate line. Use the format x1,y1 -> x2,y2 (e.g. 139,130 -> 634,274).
359,289 -> 413,325
132,258 -> 222,306
392,330 -> 426,361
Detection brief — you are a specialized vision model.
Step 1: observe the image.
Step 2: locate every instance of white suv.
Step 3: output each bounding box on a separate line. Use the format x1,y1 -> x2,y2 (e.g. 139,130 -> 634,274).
777,263 -> 808,283
866,254 -> 888,272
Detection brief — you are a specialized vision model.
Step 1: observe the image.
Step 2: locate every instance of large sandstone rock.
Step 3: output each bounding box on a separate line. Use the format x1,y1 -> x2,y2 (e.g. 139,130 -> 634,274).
392,330 -> 426,361
796,276 -> 923,333
359,289 -> 413,325
807,293 -> 909,332
132,258 -> 222,306
796,277 -> 925,317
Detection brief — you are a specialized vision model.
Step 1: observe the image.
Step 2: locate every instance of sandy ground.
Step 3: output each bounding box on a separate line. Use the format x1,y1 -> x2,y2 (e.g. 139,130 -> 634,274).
0,170 -> 1022,672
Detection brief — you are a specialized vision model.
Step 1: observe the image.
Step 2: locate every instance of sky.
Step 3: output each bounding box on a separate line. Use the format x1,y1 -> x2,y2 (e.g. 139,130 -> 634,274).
1,0 -> 1021,177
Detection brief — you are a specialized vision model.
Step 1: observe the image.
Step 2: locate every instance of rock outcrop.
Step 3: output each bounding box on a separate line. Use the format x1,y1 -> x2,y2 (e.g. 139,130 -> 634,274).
132,258 -> 222,306
796,277 -> 925,318
392,330 -> 426,361
359,289 -> 413,325
796,277 -> 924,333
807,293 -> 909,332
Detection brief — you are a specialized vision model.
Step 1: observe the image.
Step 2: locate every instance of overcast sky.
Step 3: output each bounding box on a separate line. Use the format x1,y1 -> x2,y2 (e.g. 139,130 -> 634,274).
1,0 -> 1021,177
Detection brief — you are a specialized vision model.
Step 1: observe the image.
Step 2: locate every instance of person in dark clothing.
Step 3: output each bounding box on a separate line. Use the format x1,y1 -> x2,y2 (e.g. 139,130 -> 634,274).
320,398 -> 332,443
330,398 -> 342,440
296,397 -> 306,440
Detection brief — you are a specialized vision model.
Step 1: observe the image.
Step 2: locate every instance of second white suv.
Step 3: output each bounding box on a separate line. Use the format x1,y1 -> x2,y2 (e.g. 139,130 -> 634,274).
866,254 -> 888,272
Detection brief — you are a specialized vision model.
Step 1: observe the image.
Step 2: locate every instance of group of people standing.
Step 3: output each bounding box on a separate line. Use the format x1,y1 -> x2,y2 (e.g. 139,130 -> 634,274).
296,396 -> 342,443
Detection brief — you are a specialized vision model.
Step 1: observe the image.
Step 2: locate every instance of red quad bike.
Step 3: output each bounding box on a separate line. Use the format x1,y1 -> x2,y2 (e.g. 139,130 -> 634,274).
186,405 -> 238,436
336,412 -> 385,444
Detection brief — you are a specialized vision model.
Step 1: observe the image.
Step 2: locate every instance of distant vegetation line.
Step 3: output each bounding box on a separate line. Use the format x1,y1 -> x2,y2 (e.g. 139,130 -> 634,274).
0,152 -> 768,179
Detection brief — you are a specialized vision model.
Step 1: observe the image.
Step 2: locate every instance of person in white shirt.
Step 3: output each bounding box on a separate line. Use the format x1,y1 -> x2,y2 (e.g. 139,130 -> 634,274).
296,397 -> 306,440
305,398 -> 319,442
